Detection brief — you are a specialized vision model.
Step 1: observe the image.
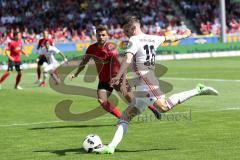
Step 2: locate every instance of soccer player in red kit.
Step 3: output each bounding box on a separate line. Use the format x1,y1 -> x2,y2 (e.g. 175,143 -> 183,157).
70,25 -> 160,119
35,30 -> 54,85
0,32 -> 28,90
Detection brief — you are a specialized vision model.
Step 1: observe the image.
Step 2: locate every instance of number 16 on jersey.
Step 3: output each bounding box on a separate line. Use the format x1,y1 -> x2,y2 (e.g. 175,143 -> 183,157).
143,45 -> 155,66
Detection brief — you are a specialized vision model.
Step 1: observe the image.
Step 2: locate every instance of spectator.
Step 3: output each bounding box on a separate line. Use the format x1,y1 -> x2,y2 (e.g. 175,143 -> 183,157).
3,0 -> 240,44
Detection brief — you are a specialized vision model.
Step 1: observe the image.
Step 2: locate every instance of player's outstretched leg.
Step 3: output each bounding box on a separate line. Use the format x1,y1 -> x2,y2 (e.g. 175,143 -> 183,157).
94,106 -> 138,154
98,89 -> 121,119
94,142 -> 116,154
148,105 -> 161,119
40,71 -> 47,87
196,83 -> 218,95
34,64 -> 42,84
119,83 -> 161,119
0,71 -> 10,89
51,72 -> 61,85
155,83 -> 218,112
15,71 -> 23,90
100,101 -> 121,118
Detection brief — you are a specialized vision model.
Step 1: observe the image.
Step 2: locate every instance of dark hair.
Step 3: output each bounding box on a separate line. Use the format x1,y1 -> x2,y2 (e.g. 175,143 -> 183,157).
96,25 -> 108,33
121,15 -> 140,27
13,31 -> 19,37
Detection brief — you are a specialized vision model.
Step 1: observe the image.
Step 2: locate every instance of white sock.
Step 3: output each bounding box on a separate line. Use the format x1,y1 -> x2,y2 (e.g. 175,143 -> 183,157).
166,89 -> 199,109
108,120 -> 128,148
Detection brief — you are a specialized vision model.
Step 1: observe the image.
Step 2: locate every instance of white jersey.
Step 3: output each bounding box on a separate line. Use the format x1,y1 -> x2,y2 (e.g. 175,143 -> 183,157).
125,33 -> 165,74
41,46 -> 60,64
125,33 -> 166,112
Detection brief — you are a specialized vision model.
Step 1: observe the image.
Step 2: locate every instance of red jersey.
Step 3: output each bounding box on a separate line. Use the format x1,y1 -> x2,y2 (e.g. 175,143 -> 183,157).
37,38 -> 54,58
37,38 -> 54,49
83,42 -> 120,82
6,40 -> 23,62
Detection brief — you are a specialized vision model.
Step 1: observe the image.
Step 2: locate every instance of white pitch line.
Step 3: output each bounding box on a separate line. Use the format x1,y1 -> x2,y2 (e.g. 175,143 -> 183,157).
161,77 -> 240,83
28,73 -> 240,82
24,73 -> 240,83
0,116 -> 115,127
0,108 -> 240,127
180,107 -> 240,114
0,120 -> 63,127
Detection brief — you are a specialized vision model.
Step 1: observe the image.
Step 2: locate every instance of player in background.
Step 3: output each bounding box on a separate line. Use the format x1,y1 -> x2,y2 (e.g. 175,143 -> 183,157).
0,31 -> 28,90
35,30 -> 54,85
70,25 -> 160,119
94,16 -> 219,154
39,41 -> 67,86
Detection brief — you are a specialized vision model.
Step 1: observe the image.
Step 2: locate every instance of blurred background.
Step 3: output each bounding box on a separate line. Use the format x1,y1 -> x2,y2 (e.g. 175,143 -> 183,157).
0,0 -> 240,65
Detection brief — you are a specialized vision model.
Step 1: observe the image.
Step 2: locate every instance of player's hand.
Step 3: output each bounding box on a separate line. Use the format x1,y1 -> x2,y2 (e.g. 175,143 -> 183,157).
69,74 -> 77,81
183,29 -> 191,38
64,58 -> 68,63
9,56 -> 14,61
111,76 -> 120,85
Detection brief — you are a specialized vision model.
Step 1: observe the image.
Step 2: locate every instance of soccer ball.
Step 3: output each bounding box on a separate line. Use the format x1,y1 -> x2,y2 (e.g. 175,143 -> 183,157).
82,134 -> 102,153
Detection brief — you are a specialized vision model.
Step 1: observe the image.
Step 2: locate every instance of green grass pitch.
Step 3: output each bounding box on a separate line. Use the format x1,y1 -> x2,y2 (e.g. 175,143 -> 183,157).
0,57 -> 240,160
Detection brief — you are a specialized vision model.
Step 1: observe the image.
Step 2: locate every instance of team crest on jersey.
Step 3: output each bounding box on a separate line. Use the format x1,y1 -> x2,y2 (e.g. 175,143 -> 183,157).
106,42 -> 117,51
14,47 -> 21,52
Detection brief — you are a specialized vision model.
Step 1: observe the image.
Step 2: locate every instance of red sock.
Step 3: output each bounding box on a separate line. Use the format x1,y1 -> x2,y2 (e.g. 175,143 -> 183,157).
0,72 -> 10,83
37,67 -> 41,80
15,74 -> 22,87
101,101 -> 121,118
148,105 -> 155,111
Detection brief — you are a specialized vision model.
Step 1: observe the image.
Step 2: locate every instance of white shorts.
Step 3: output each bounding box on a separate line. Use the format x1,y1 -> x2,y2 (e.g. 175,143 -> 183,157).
43,62 -> 59,73
130,75 -> 164,113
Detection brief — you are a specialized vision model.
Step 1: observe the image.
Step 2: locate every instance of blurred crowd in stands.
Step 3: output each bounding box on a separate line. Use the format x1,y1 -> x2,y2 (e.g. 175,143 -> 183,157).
0,0 -> 240,44
178,0 -> 240,35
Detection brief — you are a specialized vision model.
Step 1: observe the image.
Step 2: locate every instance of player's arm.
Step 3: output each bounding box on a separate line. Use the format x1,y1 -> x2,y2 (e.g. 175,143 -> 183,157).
70,54 -> 90,80
111,52 -> 133,85
109,45 -> 121,76
71,61 -> 86,78
50,46 -> 67,62
111,37 -> 137,85
35,42 -> 41,62
21,49 -> 28,57
58,51 -> 68,62
70,46 -> 92,80
5,44 -> 14,61
18,41 -> 28,57
164,29 -> 191,42
5,48 -> 14,61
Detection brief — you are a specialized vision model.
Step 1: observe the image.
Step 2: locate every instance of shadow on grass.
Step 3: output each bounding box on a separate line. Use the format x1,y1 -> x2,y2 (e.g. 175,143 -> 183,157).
28,120 -> 147,130
115,148 -> 176,152
34,147 -> 176,156
29,124 -> 116,130
34,148 -> 86,156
